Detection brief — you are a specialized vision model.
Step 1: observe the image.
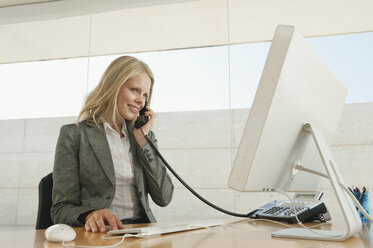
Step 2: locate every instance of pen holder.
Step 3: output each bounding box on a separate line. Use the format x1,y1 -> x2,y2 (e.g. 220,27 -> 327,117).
358,191 -> 371,223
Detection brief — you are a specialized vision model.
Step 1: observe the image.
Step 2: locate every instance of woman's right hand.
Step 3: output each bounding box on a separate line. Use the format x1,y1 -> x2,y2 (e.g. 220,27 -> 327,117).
84,209 -> 123,232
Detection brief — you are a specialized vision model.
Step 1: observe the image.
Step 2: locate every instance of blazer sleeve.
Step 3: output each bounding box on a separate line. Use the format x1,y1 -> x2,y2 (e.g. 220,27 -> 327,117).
136,131 -> 174,207
51,125 -> 96,226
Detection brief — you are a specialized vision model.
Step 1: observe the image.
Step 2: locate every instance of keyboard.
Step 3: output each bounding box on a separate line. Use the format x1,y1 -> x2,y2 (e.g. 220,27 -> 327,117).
107,219 -> 225,237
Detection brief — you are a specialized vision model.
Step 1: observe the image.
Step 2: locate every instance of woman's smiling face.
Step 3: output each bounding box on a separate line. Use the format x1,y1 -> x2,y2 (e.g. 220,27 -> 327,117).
117,72 -> 151,120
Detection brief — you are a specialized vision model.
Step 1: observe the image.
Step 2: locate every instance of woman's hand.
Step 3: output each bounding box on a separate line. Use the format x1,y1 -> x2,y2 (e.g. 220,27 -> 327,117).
133,106 -> 156,147
84,209 -> 123,233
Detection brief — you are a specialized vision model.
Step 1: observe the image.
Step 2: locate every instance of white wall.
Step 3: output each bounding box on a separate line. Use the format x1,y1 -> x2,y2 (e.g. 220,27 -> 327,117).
1,103 -> 372,228
1,0 -> 373,63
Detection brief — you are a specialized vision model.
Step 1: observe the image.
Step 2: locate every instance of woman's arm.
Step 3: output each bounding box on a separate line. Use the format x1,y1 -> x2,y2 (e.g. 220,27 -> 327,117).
132,107 -> 174,206
51,124 -> 96,226
136,130 -> 174,206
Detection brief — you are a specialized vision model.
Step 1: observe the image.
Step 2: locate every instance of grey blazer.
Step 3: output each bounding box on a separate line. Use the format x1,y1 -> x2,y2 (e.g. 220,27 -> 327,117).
51,120 -> 174,226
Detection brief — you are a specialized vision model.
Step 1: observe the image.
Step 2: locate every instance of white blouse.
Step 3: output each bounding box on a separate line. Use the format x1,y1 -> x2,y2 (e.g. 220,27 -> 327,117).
104,122 -> 143,220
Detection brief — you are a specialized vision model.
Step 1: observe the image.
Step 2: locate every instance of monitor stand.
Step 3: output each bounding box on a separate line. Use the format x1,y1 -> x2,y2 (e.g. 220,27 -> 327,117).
272,123 -> 362,241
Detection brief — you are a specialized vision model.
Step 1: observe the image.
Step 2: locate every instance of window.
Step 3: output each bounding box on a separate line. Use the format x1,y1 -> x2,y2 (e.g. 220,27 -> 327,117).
0,32 -> 371,120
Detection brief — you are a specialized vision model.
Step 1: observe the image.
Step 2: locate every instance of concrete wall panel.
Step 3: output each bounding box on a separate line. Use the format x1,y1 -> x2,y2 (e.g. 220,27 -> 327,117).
0,103 -> 372,228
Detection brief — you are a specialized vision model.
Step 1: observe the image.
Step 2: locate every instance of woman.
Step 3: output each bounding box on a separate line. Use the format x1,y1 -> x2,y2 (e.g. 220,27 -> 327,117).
51,56 -> 174,233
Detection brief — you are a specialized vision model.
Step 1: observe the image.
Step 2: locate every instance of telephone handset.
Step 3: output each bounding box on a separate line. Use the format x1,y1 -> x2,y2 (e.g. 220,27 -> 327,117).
134,100 -> 149,129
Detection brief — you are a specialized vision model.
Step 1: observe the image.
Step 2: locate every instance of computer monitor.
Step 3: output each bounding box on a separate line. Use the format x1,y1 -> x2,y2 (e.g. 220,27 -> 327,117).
228,25 -> 361,241
228,25 -> 347,192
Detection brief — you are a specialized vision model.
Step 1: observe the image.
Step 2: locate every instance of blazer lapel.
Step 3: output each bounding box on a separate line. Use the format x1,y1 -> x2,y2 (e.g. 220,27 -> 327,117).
84,121 -> 115,187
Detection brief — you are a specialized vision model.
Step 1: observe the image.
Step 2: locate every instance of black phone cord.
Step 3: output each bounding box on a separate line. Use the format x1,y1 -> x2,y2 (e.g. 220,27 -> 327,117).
139,128 -> 250,218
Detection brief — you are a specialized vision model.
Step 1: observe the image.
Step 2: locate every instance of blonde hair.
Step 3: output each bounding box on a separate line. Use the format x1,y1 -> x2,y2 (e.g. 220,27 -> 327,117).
77,56 -> 154,131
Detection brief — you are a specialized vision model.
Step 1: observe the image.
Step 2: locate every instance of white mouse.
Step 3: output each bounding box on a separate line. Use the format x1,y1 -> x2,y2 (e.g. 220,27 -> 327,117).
45,224 -> 76,242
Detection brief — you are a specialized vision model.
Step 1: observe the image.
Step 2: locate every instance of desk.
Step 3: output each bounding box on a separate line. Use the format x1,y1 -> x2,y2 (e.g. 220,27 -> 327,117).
1,221 -> 372,248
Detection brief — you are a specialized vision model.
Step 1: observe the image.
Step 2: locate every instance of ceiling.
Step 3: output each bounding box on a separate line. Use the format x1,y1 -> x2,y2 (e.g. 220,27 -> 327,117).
0,0 -> 61,8
0,0 -> 197,25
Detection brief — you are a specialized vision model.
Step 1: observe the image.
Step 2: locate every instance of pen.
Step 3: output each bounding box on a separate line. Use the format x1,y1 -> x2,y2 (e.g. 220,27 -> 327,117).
356,187 -> 361,202
348,187 -> 354,194
361,186 -> 366,205
353,187 -> 358,199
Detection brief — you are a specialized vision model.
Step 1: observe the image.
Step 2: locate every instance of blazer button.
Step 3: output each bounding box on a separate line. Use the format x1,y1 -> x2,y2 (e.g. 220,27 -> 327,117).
105,196 -> 111,199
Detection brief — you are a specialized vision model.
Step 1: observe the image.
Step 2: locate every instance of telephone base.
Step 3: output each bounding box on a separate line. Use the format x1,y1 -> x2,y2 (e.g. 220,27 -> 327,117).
272,228 -> 345,241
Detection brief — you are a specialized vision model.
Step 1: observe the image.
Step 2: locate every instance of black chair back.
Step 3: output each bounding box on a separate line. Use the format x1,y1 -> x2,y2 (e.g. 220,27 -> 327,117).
36,172 -> 53,229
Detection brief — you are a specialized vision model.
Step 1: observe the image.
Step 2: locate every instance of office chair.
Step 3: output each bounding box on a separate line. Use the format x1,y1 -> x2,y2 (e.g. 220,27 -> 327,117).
36,172 -> 54,229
